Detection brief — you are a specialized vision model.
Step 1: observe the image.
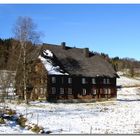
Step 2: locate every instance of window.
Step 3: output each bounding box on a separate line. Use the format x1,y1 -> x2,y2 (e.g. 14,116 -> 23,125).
41,78 -> 44,84
82,78 -> 86,84
108,88 -> 111,94
92,78 -> 96,84
44,88 -> 47,94
82,89 -> 86,95
107,79 -> 110,84
100,88 -> 103,94
68,88 -> 72,95
103,78 -> 110,84
34,88 -> 38,94
40,88 -> 43,94
35,65 -> 40,72
68,78 -> 72,84
104,88 -> 108,94
103,79 -> 106,84
52,77 -> 56,83
60,88 -> 64,94
92,89 -> 96,95
51,87 -> 56,94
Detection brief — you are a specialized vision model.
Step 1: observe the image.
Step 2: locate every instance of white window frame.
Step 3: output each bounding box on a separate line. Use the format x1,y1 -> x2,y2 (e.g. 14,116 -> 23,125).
68,88 -> 72,95
68,78 -> 72,84
92,89 -> 96,95
100,88 -> 103,94
82,78 -> 86,84
51,87 -> 56,94
44,88 -> 47,94
103,78 -> 106,84
40,88 -> 44,94
52,77 -> 56,83
60,88 -> 64,94
82,89 -> 86,95
92,78 -> 96,84
107,79 -> 110,84
108,88 -> 111,94
104,88 -> 108,94
34,88 -> 38,94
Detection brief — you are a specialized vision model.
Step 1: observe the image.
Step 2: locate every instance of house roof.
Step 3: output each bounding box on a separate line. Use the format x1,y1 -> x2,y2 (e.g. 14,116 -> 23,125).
27,43 -> 118,78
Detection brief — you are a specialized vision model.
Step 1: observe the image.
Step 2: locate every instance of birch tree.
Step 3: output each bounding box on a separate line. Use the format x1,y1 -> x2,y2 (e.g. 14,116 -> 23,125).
13,16 -> 41,104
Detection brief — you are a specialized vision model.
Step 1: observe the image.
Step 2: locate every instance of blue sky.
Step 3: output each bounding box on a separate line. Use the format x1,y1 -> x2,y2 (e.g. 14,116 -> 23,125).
0,4 -> 140,60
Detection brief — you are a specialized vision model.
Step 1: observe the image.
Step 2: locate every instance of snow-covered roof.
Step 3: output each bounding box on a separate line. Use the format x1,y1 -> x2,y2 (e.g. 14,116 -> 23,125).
38,50 -> 69,75
41,43 -> 118,78
27,43 -> 118,77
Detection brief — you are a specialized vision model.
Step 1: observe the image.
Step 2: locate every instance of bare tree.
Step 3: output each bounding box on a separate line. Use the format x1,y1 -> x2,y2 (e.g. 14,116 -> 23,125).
0,70 -> 16,114
13,16 -> 41,104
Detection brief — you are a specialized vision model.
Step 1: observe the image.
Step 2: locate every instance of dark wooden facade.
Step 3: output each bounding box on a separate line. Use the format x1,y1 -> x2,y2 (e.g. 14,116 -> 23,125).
47,75 -> 117,101
25,61 -> 117,102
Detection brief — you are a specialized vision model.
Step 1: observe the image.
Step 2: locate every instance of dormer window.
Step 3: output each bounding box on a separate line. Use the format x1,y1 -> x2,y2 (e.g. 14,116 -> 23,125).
52,77 -> 56,83
82,78 -> 86,84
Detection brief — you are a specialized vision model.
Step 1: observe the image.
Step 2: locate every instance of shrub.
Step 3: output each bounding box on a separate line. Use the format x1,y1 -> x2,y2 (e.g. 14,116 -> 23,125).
31,124 -> 42,133
0,117 -> 5,124
17,115 -> 27,127
5,109 -> 16,116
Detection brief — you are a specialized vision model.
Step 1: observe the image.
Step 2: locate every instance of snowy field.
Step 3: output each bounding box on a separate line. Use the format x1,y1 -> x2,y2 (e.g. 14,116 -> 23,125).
0,120 -> 34,134
1,75 -> 140,134
117,76 -> 140,87
6,98 -> 140,134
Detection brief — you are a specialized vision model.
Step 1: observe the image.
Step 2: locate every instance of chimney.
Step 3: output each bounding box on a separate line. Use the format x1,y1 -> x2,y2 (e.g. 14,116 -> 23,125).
61,42 -> 66,49
83,48 -> 89,57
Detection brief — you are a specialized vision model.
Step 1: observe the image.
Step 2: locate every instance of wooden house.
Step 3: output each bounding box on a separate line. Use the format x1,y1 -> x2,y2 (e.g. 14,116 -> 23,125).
16,42 -> 118,102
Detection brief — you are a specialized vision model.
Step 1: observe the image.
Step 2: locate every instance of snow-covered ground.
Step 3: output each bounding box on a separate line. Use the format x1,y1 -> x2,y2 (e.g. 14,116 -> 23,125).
5,99 -> 140,134
117,76 -> 140,87
1,75 -> 140,134
117,87 -> 140,101
0,120 -> 34,134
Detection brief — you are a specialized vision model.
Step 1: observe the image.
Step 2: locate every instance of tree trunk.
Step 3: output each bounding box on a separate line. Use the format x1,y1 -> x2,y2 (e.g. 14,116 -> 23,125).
23,44 -> 28,104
